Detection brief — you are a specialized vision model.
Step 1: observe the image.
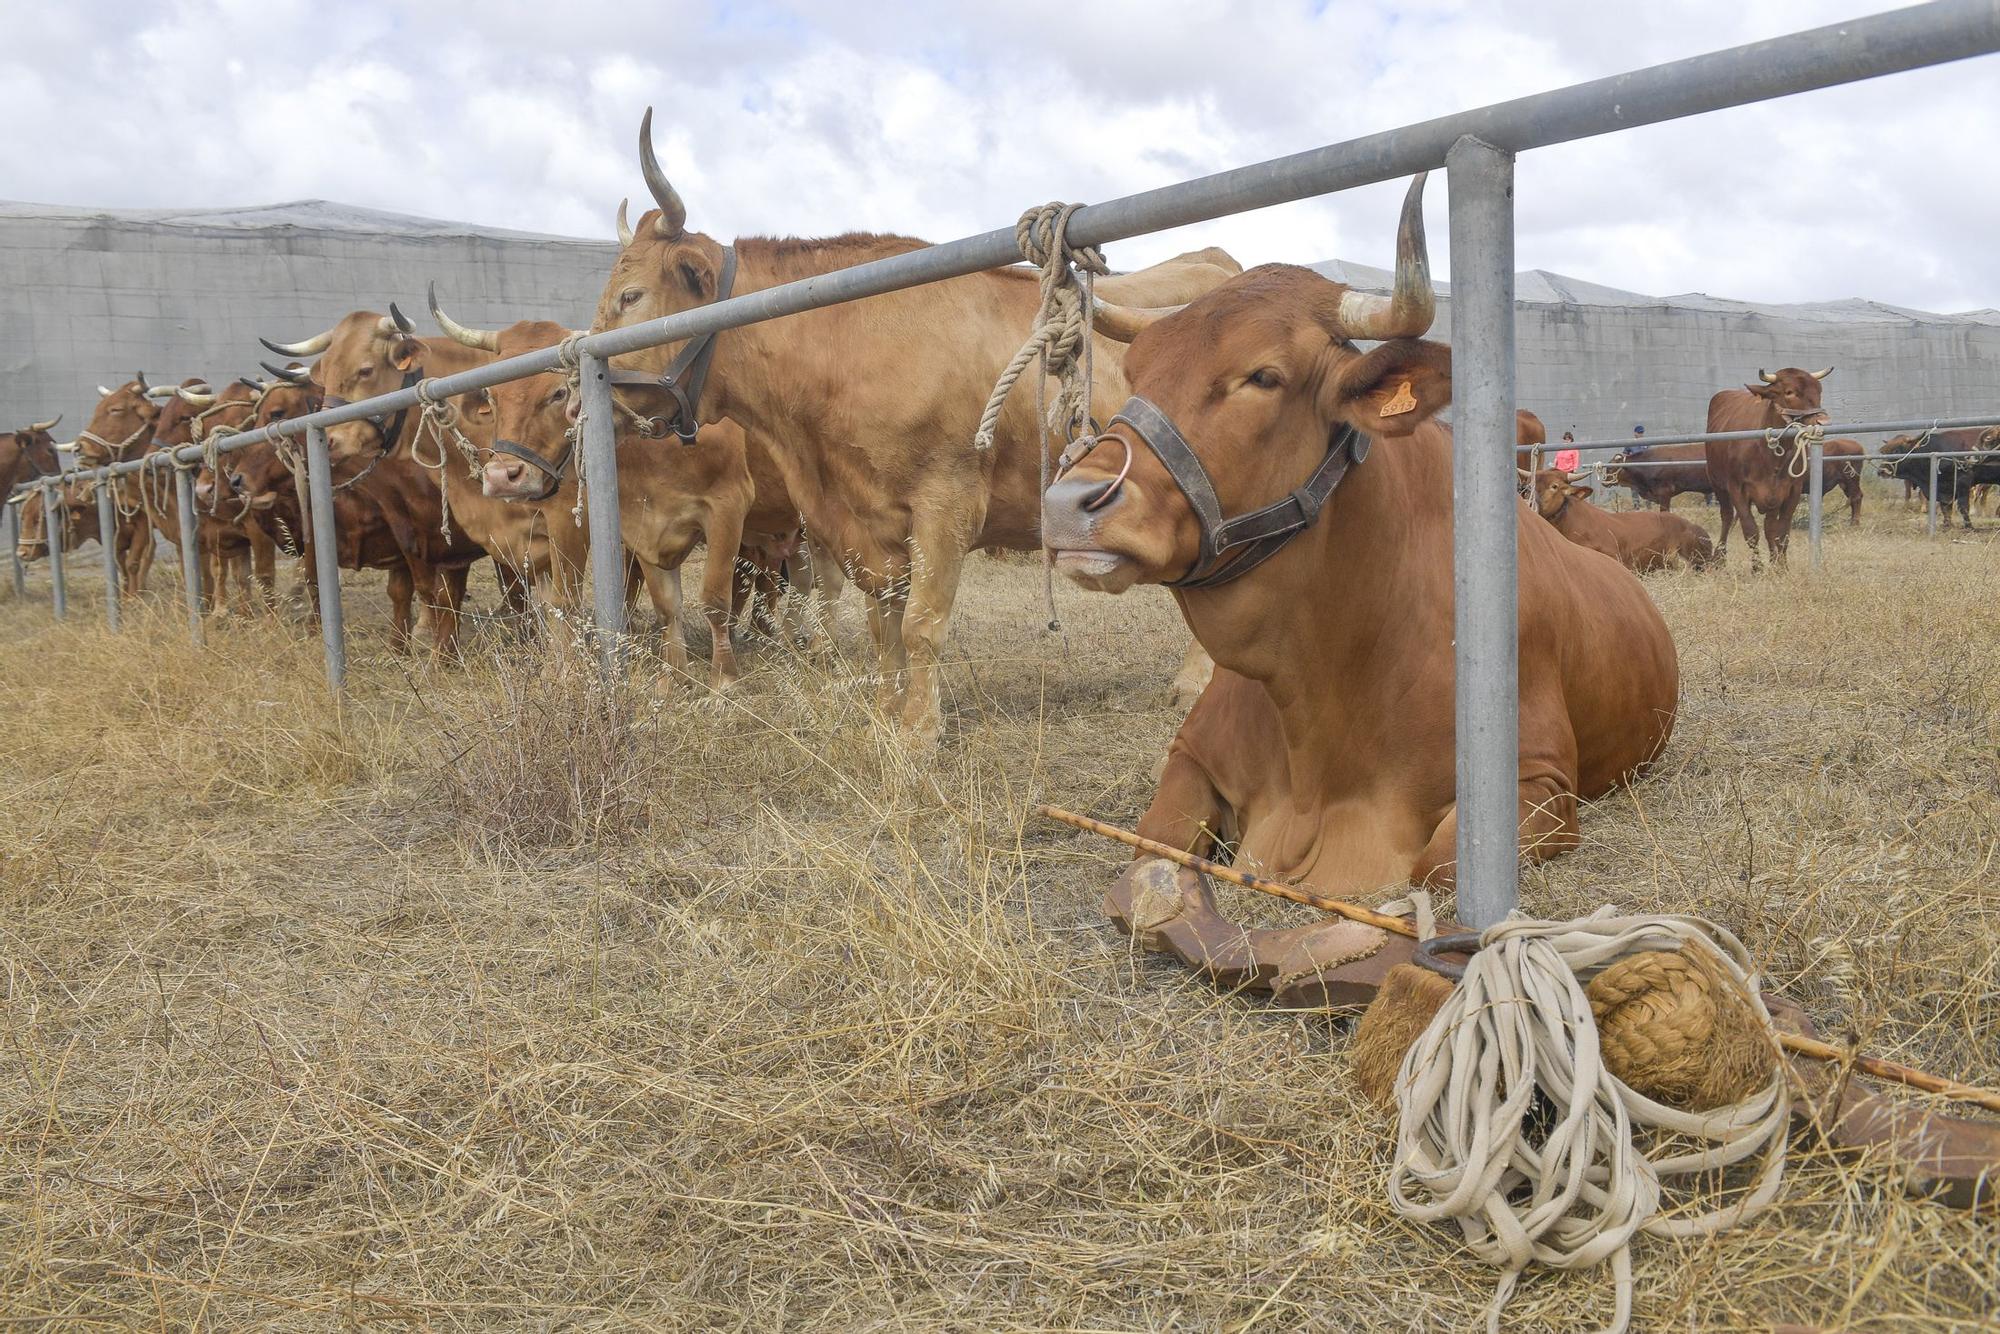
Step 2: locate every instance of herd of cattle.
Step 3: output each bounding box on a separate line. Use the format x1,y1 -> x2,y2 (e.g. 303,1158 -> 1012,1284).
2,118 -> 1997,777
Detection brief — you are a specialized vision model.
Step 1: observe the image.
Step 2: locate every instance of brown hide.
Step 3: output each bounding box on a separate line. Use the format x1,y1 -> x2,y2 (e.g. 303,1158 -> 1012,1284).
1529,469 -> 1714,572
1703,366 -> 1830,567
597,176 -> 1242,737
1815,437 -> 1864,525
2,426 -> 60,492
74,380 -> 161,595
1515,408 -> 1546,449
1041,262 -> 1678,895
1602,442 -> 1712,510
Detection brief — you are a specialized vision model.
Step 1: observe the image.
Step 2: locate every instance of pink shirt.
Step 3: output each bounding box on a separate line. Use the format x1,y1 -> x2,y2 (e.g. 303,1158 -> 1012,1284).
1553,448 -> 1581,473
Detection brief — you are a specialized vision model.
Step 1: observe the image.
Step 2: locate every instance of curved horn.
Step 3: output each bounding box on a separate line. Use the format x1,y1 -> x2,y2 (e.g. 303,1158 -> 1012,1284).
1517,467 -> 1534,480
388,302 -> 415,335
260,326 -> 336,357
28,415 -> 61,432
261,361 -> 314,385
1812,365 -> 1833,380
616,198 -> 635,248
143,383 -> 179,400
237,376 -> 264,392
638,106 -> 687,238
1335,172 -> 1435,341
134,370 -> 150,393
426,281 -> 500,352
176,387 -> 216,407
1758,368 -> 1777,384
98,385 -> 113,397
1092,298 -> 1183,345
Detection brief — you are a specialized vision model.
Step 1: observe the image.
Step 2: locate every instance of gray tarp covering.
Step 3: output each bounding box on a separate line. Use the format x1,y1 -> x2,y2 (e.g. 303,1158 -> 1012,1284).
2,199 -> 1995,437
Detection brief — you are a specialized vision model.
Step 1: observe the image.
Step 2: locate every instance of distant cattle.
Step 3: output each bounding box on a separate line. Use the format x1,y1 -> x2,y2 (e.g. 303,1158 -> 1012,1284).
1601,442 -> 1712,511
1877,428 -> 2000,529
1704,366 -> 1832,567
1523,468 -> 1714,571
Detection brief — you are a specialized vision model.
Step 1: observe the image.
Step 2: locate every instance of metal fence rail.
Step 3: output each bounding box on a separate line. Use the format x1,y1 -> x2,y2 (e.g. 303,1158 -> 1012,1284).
4,0 -> 1997,928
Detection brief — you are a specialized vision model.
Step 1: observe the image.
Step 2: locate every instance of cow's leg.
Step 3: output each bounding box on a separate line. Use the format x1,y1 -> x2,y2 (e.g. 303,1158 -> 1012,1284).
865,588 -> 909,719
791,534 -> 844,658
1713,488 -> 1735,561
639,561 -> 689,682
386,564 -> 415,654
1844,477 -> 1862,526
431,565 -> 469,659
696,509 -> 746,688
1734,494 -> 1765,570
249,529 -> 278,612
1764,500 -> 1795,567
1410,769 -> 1579,891
898,504 -> 981,745
1168,640 -> 1214,712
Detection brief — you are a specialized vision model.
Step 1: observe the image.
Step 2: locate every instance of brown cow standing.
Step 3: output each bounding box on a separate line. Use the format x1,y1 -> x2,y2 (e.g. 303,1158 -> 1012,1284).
593,110 -> 1243,742
1600,442 -> 1712,511
2,417 -> 62,493
1040,176 -> 1678,903
1524,468 -> 1714,571
1813,437 -> 1864,525
1704,366 -> 1832,568
70,378 -> 162,595
261,309 -> 501,655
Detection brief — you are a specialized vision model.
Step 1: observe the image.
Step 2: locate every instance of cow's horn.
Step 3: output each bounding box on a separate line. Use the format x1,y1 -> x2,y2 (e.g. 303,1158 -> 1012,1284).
1758,368 -> 1777,384
616,198 -> 635,248
1337,172 -> 1435,341
177,387 -> 216,407
427,281 -> 500,352
1812,365 -> 1833,380
1516,467 -> 1534,480
260,326 -> 336,357
143,383 -> 179,400
97,385 -> 113,397
237,376 -> 263,392
28,415 -> 60,432
638,106 -> 687,239
134,370 -> 150,393
383,302 -> 416,336
1092,298 -> 1183,345
261,361 -> 314,385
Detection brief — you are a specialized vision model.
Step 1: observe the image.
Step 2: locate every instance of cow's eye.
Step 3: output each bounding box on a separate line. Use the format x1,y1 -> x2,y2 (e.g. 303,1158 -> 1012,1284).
618,288 -> 643,309
549,385 -> 569,405
1248,368 -> 1282,389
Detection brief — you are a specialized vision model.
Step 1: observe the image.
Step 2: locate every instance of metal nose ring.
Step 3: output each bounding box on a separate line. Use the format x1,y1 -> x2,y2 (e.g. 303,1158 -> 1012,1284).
1082,436 -> 1134,512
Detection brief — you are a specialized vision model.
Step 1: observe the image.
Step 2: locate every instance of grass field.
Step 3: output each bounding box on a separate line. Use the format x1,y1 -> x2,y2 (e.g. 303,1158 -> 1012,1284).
2,488 -> 1996,1330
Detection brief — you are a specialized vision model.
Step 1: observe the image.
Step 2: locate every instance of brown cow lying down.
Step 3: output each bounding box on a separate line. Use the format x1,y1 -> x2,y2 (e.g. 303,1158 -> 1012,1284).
1041,175 -> 1678,901
1524,468 -> 1714,572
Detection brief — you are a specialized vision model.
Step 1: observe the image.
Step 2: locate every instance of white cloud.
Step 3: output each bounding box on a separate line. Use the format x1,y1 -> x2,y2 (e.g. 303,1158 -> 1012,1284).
1,0 -> 1994,310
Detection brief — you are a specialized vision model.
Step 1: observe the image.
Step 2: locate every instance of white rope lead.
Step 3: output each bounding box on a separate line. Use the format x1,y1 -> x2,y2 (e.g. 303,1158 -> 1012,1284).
1388,910 -> 1790,1334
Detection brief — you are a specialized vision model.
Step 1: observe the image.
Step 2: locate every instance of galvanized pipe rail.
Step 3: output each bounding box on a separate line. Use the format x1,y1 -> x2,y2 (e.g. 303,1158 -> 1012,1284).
0,0 -> 1993,931
1521,414 -> 2000,455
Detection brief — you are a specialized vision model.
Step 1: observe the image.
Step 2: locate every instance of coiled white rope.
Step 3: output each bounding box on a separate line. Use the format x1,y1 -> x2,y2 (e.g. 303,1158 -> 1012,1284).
1387,910 -> 1790,1334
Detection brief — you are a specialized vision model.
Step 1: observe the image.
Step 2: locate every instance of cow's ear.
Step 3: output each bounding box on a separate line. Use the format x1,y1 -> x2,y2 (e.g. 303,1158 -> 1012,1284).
249,493 -> 276,510
1567,484 -> 1594,499
388,336 -> 424,372
1324,338 -> 1452,438
1744,381 -> 1778,398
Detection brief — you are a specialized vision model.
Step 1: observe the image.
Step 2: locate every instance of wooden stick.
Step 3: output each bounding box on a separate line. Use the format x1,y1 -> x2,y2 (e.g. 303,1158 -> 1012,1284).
1034,803 -> 2000,1115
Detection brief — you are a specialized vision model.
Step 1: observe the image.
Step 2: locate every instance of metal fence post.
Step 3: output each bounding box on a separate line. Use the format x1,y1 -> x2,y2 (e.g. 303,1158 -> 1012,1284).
304,426 -> 346,692
6,502 -> 24,599
44,481 -> 67,621
1928,454 -> 1939,536
577,350 -> 627,679
1447,134 -> 1518,929
96,481 -> 120,632
1807,437 -> 1824,567
173,463 -> 202,644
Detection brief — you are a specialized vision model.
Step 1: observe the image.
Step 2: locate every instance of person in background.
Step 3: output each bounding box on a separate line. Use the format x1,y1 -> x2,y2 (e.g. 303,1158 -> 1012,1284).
1632,424 -> 1646,439
1553,430 -> 1580,474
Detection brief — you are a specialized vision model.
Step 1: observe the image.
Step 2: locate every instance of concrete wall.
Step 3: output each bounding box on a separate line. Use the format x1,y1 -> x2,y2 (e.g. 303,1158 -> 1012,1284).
4,200 -> 1996,444
0,202 -> 616,429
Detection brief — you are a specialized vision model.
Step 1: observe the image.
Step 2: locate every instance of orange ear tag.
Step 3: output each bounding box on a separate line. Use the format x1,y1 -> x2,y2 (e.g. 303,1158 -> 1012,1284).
1380,379 -> 1418,416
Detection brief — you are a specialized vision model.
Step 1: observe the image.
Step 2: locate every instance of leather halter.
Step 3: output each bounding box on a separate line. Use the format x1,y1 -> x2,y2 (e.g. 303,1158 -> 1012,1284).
1081,395 -> 1369,590
323,367 -> 422,456
607,244 -> 738,445
491,246 -> 740,502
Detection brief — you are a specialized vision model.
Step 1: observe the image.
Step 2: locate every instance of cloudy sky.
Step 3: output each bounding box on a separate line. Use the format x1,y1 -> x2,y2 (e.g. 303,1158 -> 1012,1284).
4,0 -> 1996,312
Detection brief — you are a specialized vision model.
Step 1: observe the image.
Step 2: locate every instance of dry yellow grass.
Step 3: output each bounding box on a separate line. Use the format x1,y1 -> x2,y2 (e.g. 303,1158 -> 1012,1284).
2,491 -> 1996,1331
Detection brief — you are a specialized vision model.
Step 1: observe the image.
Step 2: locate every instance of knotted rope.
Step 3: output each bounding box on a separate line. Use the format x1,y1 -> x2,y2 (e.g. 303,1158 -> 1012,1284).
1387,910 -> 1789,1334
1765,417 -> 1825,479
414,380 -> 488,541
978,202 -> 1107,635
555,336 -> 593,529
